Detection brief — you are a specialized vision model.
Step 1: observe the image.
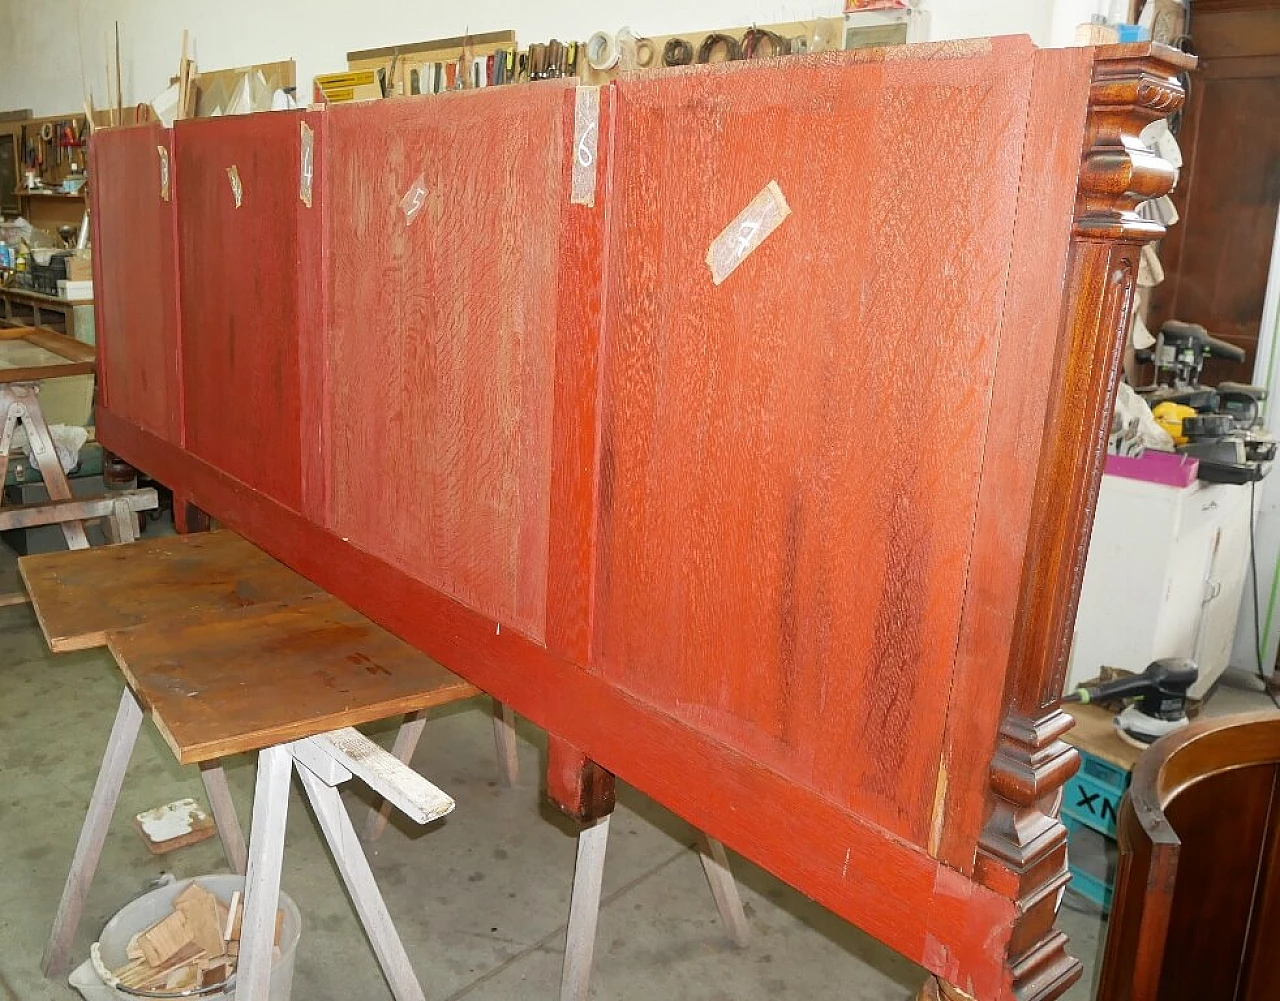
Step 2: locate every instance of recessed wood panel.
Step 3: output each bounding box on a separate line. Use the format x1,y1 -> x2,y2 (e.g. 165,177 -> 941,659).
323,86 -> 574,643
90,124 -> 182,444
175,112 -> 318,511
593,40 -> 1038,842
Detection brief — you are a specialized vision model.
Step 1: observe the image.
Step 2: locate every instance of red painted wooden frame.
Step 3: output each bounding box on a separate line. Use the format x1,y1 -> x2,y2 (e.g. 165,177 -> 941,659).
90,39 -> 1193,1001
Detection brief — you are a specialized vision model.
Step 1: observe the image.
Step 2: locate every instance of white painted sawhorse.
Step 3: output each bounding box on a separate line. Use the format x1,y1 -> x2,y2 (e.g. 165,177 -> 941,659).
363,703 -> 750,1001
46,687 -> 453,1000
0,381 -> 159,575
560,817 -> 751,1001
362,699 -> 520,841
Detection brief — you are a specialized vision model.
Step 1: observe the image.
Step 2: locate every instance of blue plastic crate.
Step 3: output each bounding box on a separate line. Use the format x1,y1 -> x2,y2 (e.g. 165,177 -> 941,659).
1063,814 -> 1116,912
1061,746 -> 1131,838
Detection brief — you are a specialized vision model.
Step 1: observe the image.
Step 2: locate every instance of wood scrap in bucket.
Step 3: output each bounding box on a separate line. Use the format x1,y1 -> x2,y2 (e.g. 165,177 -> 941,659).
110,882 -> 283,993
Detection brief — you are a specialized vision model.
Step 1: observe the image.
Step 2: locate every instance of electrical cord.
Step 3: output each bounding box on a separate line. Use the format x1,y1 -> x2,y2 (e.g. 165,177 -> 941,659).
697,33 -> 742,64
1248,478 -> 1280,709
662,38 -> 693,67
741,28 -> 789,60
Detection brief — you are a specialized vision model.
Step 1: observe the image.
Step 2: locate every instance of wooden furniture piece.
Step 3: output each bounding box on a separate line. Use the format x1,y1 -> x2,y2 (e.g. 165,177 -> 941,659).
1068,471 -> 1254,697
89,39 -> 1193,1001
0,111 -> 28,217
1149,0 -> 1280,384
1096,711 -> 1280,1001
0,287 -> 94,342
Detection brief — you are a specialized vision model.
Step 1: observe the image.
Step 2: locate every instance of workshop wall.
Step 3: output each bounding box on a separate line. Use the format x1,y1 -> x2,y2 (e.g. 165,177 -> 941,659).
0,1 -> 1087,117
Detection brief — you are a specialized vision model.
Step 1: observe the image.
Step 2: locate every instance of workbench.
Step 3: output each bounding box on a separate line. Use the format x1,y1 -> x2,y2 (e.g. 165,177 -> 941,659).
0,285 -> 94,344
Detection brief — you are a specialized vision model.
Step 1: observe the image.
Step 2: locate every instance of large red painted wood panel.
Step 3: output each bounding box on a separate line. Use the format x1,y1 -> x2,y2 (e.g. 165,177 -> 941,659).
89,124 -> 182,444
91,40 -> 1192,1001
174,112 -> 321,513
323,85 -> 582,643
593,39 -> 1036,844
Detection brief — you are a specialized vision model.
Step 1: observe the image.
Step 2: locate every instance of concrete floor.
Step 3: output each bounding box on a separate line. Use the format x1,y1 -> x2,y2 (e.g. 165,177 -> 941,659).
0,535 -> 1272,1001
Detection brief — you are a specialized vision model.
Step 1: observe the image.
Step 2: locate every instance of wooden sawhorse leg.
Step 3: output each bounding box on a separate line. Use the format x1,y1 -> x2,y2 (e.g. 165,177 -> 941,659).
296,764 -> 425,1001
551,739 -> 749,1001
240,743 -> 431,1001
44,693 -> 255,981
0,383 -> 89,549
493,701 -> 520,786
43,688 -> 144,978
200,761 -> 248,875
695,832 -> 751,948
363,699 -> 520,843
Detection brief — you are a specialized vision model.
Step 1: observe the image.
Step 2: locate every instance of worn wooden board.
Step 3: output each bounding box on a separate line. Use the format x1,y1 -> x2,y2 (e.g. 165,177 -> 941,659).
89,124 -> 182,443
0,326 -> 95,383
593,38 -> 1037,845
108,592 -> 479,763
175,111 -> 321,512
324,85 -> 576,643
17,530 -> 320,652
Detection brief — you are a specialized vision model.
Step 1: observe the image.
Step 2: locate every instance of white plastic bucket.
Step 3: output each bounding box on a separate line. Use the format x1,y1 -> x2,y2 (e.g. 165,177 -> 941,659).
68,875 -> 301,1001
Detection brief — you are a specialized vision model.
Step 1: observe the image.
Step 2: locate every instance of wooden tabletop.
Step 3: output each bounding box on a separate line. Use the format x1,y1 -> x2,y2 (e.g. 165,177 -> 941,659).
19,530 -> 320,652
109,593 -> 478,764
0,326 -> 95,383
20,530 -> 480,763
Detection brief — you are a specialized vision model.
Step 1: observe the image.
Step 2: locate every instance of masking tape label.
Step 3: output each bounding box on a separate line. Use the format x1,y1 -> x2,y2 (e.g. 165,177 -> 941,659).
300,122 -> 314,208
400,173 -> 428,224
571,86 -> 601,207
706,180 -> 791,286
157,146 -> 170,202
227,165 -> 243,208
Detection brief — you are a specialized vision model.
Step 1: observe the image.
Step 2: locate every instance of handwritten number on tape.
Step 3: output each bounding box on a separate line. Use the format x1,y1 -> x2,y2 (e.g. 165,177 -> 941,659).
227,165 -> 243,209
299,122 -> 314,208
400,173 -> 428,225
706,180 -> 791,286
571,86 -> 601,207
157,146 -> 170,202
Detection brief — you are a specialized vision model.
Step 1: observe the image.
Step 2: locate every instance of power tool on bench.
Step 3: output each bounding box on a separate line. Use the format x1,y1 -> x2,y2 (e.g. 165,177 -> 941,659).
1062,658 -> 1199,748
1136,320 -> 1275,483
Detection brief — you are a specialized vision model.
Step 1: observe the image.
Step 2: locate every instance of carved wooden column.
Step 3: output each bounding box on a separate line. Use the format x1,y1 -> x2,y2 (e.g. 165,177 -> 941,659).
927,44 -> 1192,1001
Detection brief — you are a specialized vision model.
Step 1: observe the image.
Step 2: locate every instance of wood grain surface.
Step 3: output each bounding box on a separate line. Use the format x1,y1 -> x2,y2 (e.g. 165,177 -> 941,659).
593,38 -> 1038,844
934,44 -> 1094,867
89,124 -> 183,443
18,530 -> 319,652
175,112 -> 320,511
91,42 -> 1193,1001
108,592 -> 479,764
323,85 -> 574,643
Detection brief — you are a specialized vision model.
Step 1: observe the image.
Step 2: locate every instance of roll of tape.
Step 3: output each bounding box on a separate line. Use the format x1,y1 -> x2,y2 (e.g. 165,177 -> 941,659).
586,31 -> 619,71
635,37 -> 656,68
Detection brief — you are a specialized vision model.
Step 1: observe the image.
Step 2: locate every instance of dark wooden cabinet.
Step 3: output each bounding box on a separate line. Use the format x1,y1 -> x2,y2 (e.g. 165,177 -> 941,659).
1098,712 -> 1280,1001
90,40 -> 1191,1001
1150,0 -> 1280,384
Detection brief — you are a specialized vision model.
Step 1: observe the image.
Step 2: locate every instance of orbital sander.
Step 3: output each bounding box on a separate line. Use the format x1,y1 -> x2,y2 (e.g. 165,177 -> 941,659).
1063,658 -> 1198,748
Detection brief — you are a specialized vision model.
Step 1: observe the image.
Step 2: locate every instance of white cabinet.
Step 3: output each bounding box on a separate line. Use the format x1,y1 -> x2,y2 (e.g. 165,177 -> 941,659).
1067,473 -> 1254,699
